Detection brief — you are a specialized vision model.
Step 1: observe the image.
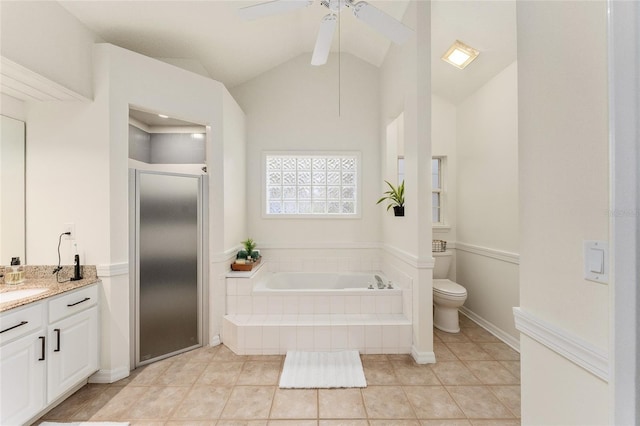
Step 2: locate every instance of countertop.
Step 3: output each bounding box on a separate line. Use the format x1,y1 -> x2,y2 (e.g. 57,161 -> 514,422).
0,265 -> 100,313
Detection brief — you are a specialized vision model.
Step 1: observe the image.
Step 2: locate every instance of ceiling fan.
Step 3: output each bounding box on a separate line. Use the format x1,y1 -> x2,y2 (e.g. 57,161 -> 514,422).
238,0 -> 414,66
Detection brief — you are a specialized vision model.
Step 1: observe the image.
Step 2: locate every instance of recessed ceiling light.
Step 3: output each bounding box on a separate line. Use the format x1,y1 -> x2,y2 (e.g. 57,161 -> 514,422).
158,114 -> 169,119
441,40 -> 479,70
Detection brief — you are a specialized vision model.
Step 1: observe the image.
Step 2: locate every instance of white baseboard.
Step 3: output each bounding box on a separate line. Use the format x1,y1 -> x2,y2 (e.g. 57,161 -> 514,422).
411,346 -> 436,364
460,306 -> 520,352
513,307 -> 608,381
88,366 -> 130,384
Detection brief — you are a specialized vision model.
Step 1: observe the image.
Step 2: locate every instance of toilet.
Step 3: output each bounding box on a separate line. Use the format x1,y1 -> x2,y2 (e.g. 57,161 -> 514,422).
432,250 -> 468,333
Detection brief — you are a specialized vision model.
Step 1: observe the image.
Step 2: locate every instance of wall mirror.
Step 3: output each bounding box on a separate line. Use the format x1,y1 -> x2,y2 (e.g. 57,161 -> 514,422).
0,114 -> 26,265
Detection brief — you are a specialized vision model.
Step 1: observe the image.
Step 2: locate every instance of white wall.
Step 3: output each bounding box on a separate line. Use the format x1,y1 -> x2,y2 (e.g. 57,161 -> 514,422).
230,52 -> 380,246
517,1 -> 609,424
379,0 -> 433,362
0,1 -> 101,99
609,1 -> 640,423
0,94 -> 26,121
455,61 -> 519,343
431,95 -> 457,278
7,27 -> 245,379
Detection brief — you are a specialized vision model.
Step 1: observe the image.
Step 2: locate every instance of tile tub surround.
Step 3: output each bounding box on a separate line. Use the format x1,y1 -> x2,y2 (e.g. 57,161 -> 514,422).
0,265 -> 99,312
224,267 -> 412,355
34,321 -> 521,424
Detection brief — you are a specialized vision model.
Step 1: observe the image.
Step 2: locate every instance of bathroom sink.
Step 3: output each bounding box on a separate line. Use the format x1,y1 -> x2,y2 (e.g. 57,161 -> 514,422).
0,288 -> 48,304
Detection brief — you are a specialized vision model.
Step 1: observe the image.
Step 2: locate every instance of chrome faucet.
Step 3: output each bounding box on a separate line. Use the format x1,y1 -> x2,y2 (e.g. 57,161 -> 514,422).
374,274 -> 385,289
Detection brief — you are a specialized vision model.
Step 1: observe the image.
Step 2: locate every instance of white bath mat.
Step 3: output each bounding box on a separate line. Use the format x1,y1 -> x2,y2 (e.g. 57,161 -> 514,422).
279,350 -> 367,389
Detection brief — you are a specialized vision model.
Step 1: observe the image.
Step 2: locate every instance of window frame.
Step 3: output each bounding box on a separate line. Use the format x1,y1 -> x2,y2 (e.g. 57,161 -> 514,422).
262,151 -> 362,219
432,156 -> 446,226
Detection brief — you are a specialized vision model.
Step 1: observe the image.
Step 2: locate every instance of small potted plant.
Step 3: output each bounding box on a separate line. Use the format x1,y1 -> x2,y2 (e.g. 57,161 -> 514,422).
233,238 -> 261,271
241,238 -> 259,261
376,180 -> 405,216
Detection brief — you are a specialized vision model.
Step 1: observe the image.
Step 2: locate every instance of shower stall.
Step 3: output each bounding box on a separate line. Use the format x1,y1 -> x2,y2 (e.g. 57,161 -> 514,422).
130,170 -> 208,366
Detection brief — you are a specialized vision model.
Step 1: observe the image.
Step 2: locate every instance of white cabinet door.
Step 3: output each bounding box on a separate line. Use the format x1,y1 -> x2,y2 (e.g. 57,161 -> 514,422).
47,306 -> 98,404
0,331 -> 46,425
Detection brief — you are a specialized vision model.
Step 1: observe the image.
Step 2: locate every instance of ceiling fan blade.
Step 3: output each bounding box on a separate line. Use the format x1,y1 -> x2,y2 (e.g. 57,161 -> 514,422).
351,1 -> 413,45
238,0 -> 313,20
311,14 -> 337,66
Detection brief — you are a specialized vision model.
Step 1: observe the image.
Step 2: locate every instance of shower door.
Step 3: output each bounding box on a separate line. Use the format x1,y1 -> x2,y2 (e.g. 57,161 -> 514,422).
132,170 -> 205,366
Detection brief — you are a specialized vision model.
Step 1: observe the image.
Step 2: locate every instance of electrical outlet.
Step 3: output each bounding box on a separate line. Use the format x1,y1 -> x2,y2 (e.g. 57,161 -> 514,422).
63,223 -> 75,239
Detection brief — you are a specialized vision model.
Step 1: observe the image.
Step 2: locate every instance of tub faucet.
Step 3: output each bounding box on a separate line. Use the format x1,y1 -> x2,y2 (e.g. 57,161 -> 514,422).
374,275 -> 385,289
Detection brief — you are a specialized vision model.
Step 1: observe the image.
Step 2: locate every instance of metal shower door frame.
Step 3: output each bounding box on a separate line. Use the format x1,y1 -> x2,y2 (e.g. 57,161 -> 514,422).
129,169 -> 208,368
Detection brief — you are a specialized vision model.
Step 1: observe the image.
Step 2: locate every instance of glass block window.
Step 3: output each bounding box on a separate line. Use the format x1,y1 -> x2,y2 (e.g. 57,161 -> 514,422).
265,153 -> 358,216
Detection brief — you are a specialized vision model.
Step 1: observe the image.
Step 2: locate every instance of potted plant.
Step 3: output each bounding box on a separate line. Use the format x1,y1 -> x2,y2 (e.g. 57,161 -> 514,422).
376,180 -> 405,216
241,237 -> 259,260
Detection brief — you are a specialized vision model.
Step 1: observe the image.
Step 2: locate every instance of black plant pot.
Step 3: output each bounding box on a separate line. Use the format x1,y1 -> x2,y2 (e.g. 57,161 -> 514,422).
393,206 -> 405,217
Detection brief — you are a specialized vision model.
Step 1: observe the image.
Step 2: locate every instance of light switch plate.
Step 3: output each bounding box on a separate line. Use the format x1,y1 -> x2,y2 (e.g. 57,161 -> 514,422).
584,240 -> 608,284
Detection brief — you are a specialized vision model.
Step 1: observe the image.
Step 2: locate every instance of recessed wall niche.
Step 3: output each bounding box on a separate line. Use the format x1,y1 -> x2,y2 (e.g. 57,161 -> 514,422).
128,107 -> 206,165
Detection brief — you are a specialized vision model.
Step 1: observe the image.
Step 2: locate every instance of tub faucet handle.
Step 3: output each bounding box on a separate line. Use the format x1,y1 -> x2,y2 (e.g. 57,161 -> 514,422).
387,281 -> 393,289
368,283 -> 374,290
374,274 -> 385,289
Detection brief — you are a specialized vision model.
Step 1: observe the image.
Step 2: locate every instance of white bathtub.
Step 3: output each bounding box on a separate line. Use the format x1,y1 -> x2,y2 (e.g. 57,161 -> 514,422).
253,272 -> 398,295
224,269 -> 412,355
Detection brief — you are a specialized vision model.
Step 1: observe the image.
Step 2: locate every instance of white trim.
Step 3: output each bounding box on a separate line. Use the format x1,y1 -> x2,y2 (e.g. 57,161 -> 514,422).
459,307 -> 520,352
259,241 -> 381,250
513,307 -> 609,381
210,245 -> 243,263
432,225 -> 451,233
455,241 -> 519,265
383,244 -> 434,270
0,56 -> 90,102
96,262 -> 129,277
88,366 -> 130,384
411,346 -> 436,364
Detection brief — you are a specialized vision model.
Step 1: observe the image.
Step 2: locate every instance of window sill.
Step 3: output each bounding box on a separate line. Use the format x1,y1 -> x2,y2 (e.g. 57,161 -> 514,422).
433,224 -> 451,233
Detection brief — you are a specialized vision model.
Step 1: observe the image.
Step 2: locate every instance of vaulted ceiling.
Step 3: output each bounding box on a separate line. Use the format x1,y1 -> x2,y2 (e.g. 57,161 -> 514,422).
59,0 -> 516,105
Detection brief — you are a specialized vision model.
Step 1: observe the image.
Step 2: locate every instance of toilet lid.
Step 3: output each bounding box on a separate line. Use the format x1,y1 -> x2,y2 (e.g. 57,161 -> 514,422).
433,279 -> 467,296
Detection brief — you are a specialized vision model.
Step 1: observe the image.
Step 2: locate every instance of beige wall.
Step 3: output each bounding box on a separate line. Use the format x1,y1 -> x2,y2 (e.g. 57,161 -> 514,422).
431,95 -> 457,252
379,0 -> 433,361
231,52 -> 381,246
517,1 -> 610,423
0,1 -> 101,99
456,61 -> 519,343
2,0 -> 247,378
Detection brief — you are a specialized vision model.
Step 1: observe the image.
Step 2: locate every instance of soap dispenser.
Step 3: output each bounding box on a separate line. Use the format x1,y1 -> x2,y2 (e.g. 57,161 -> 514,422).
6,257 -> 25,285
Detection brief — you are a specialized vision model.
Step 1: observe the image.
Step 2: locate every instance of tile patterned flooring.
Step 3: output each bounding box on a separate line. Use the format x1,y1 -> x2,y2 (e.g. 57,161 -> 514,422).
36,317 -> 521,425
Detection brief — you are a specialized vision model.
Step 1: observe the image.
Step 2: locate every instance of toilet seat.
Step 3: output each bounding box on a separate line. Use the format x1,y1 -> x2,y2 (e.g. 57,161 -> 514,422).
433,279 -> 467,297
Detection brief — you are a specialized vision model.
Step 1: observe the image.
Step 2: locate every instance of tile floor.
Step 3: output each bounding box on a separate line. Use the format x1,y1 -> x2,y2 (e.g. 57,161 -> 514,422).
36,316 -> 521,425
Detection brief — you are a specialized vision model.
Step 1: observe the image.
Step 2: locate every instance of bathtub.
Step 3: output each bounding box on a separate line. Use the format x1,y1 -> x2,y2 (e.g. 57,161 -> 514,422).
224,269 -> 412,355
253,271 -> 397,295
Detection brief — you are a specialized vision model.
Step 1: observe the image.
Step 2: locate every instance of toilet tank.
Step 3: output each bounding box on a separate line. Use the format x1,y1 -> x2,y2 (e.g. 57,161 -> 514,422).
432,250 -> 453,279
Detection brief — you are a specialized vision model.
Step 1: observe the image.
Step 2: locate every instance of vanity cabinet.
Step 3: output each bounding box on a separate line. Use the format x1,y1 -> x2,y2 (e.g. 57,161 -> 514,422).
47,285 -> 99,404
0,284 -> 99,425
0,303 -> 46,425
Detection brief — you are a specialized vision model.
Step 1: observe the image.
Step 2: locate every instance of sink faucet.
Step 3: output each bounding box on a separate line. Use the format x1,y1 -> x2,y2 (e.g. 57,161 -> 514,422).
374,274 -> 385,289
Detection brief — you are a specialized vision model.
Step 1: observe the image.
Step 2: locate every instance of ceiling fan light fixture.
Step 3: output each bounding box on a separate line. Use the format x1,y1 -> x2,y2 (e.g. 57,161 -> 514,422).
311,14 -> 337,66
351,1 -> 412,45
441,40 -> 479,69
